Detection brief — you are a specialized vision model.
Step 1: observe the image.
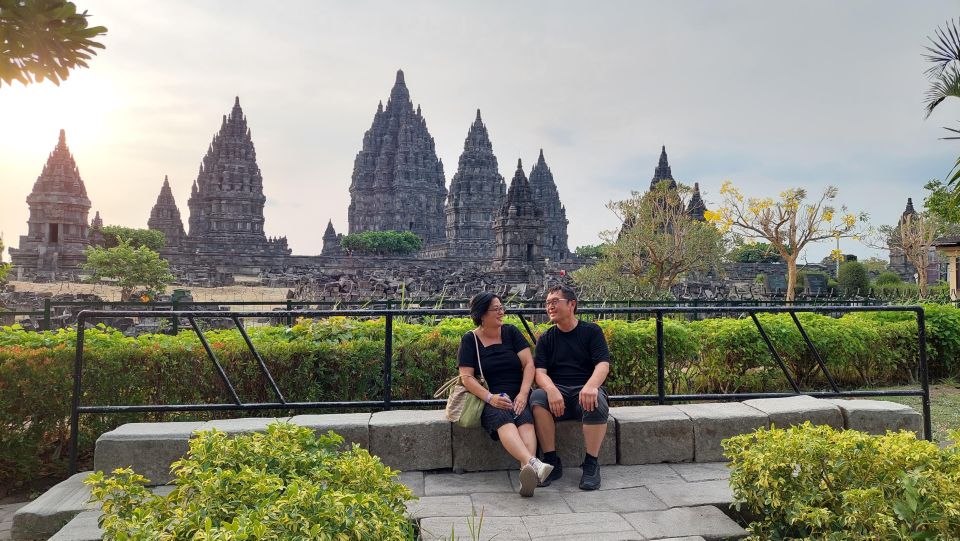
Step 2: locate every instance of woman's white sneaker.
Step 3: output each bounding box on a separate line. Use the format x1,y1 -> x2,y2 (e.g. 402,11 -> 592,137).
531,458 -> 555,485
519,464 -> 538,497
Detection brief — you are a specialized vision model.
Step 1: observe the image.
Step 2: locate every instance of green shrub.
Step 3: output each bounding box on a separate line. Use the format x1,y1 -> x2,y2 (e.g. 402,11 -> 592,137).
340,230 -> 422,256
724,423 -> 960,540
87,423 -> 415,540
875,271 -> 904,286
837,261 -> 869,295
99,225 -> 165,251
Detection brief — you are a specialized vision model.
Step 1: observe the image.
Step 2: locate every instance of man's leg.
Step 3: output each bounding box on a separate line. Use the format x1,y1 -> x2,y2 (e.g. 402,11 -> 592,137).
582,423 -> 607,457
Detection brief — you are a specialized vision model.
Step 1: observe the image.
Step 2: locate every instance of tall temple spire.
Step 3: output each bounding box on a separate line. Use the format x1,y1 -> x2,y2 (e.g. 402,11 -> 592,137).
444,109 -> 506,255
529,148 -> 569,260
651,145 -> 676,190
185,97 -> 290,256
348,70 -> 447,244
321,219 -> 342,255
148,175 -> 186,248
687,182 -> 708,221
493,158 -> 544,272
10,130 -> 93,273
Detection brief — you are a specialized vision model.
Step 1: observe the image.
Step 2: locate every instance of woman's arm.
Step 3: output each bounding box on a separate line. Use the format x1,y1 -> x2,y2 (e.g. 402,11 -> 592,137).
458,366 -> 511,410
514,348 -> 535,415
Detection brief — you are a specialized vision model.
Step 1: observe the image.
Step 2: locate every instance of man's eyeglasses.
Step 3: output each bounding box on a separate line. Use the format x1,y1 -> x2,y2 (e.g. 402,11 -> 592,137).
488,305 -> 506,313
545,299 -> 569,307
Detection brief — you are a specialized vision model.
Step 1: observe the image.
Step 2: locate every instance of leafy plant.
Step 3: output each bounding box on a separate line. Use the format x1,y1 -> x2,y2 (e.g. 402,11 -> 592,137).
724,423 -> 960,540
82,239 -> 174,300
341,230 -> 422,256
87,423 -> 415,540
837,260 -> 869,296
99,225 -> 166,251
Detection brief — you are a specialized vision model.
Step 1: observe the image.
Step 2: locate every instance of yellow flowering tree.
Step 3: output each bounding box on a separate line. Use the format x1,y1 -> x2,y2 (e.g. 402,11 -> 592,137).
705,182 -> 865,300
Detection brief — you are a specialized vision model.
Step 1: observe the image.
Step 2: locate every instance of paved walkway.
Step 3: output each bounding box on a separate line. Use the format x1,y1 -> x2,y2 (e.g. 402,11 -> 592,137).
403,462 -> 746,540
9,463 -> 747,540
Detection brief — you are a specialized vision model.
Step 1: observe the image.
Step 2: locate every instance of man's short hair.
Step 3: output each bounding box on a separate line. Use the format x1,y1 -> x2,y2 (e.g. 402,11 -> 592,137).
546,284 -> 578,313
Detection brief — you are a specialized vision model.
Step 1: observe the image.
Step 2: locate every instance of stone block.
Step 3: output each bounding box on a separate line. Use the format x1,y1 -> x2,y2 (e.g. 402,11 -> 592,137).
289,413 -> 371,449
49,510 -> 103,541
825,399 -> 923,435
623,505 -> 747,540
612,405 -> 694,464
552,418 -> 617,467
560,486 -> 667,513
451,423 -> 522,472
470,492 -> 572,516
369,410 -> 451,471
94,422 -> 204,485
647,479 -> 735,508
521,512 -> 636,539
742,395 -> 842,429
419,516 -> 528,540
12,472 -> 95,540
674,403 -> 768,462
424,471 -> 512,496
201,417 -> 287,435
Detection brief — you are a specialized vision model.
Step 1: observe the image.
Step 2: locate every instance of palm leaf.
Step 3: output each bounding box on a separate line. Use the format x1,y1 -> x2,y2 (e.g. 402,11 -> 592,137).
924,64 -> 960,119
925,18 -> 960,77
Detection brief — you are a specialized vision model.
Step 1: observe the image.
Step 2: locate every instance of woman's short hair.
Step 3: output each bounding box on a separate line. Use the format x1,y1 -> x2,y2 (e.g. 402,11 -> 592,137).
469,292 -> 501,325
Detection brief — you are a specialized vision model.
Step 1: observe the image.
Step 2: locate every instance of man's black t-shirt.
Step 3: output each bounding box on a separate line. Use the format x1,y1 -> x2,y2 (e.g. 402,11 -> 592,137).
534,320 -> 610,386
457,324 -> 532,396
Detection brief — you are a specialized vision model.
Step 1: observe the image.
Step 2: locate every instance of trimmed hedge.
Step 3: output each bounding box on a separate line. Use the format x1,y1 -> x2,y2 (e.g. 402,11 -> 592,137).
1,306 -> 957,490
724,423 -> 960,539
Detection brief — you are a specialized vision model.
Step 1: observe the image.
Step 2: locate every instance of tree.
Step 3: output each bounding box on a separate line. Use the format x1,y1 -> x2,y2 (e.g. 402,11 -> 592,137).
340,230 -> 422,256
878,212 -> 941,296
837,261 -> 869,296
100,225 -> 165,251
706,182 -> 865,301
82,240 -> 174,301
923,179 -> 960,223
924,19 -> 960,188
573,183 -> 726,298
574,244 -> 605,260
0,0 -> 107,86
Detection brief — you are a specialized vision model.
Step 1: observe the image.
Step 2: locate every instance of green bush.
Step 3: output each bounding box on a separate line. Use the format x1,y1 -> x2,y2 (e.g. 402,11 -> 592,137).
875,271 -> 904,286
837,261 -> 870,295
724,423 -> 960,540
340,230 -> 422,256
729,241 -> 782,263
87,423 -> 415,540
99,225 -> 166,251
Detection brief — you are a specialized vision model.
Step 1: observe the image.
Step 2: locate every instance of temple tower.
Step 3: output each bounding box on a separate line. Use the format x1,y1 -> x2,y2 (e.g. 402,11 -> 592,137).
321,219 -> 342,256
147,175 -> 186,248
687,182 -> 707,221
10,130 -> 92,273
493,159 -> 544,271
528,149 -> 569,261
650,145 -> 677,190
889,198 -> 919,280
444,110 -> 506,256
348,70 -> 447,245
186,97 -> 289,255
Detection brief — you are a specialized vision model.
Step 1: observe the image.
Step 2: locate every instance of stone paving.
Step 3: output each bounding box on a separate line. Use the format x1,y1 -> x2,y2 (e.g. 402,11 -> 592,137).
405,462 -> 746,540
0,502 -> 29,541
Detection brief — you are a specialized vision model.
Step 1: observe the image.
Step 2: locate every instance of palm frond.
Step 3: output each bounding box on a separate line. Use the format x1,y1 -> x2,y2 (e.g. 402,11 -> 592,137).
924,18 -> 960,78
947,156 -> 960,190
924,64 -> 960,118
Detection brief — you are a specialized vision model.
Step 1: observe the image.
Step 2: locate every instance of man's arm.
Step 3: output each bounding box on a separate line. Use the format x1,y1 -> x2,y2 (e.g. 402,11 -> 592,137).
579,361 -> 609,412
535,368 -> 565,417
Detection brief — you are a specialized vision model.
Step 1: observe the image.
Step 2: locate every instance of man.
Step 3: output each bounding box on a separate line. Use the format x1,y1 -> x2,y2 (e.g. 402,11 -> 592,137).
529,284 -> 610,490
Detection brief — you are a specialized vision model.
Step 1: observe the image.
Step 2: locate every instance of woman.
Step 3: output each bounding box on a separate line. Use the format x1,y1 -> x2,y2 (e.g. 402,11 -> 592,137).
457,292 -> 553,497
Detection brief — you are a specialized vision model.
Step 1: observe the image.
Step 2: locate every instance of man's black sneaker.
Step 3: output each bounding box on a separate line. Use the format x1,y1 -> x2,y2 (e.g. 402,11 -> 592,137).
539,456 -> 563,487
579,461 -> 601,490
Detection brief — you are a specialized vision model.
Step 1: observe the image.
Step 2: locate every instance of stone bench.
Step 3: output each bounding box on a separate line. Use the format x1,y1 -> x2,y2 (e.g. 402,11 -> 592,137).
92,397 -> 923,485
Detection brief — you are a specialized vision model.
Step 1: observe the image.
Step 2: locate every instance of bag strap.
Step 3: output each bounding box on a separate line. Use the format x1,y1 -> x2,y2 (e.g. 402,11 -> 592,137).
432,375 -> 461,398
472,330 -> 487,385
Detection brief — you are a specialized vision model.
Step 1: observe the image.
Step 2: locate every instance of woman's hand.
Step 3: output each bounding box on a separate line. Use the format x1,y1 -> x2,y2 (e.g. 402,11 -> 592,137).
489,393 -> 513,410
512,392 -> 527,416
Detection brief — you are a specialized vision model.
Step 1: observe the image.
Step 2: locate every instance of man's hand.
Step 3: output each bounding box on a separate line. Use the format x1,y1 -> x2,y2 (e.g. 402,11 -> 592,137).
579,384 -> 600,412
547,386 -> 565,417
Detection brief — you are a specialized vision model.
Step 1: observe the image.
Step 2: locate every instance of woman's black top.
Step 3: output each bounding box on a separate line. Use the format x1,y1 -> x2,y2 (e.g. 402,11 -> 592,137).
457,324 -> 531,396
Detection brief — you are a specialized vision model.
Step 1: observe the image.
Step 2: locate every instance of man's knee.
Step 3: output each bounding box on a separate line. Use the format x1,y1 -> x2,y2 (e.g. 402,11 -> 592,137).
530,388 -> 549,410
582,391 -> 609,424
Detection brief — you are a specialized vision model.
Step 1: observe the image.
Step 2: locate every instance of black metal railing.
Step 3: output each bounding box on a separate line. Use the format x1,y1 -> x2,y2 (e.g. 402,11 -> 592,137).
68,305 -> 931,474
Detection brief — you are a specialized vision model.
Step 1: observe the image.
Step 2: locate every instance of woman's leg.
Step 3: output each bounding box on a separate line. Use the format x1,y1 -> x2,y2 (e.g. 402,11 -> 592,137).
496,423 -> 535,466
518,423 -> 537,457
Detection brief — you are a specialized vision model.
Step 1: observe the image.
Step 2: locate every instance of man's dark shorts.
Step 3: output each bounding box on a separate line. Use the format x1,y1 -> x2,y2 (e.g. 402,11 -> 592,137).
530,384 -> 609,424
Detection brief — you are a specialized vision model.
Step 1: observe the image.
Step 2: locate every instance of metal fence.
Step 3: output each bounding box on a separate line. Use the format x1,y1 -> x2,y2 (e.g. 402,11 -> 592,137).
67,304 -> 931,474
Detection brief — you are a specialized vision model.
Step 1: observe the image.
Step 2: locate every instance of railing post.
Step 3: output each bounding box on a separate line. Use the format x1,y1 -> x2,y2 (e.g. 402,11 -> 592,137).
43,298 -> 51,331
286,299 -> 293,327
656,311 -> 665,405
171,299 -> 179,335
383,310 -> 393,411
918,307 -> 933,441
68,313 -> 85,475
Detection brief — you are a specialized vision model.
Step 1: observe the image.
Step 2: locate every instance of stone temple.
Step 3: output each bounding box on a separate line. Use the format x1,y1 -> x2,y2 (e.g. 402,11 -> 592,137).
10,130 -> 93,274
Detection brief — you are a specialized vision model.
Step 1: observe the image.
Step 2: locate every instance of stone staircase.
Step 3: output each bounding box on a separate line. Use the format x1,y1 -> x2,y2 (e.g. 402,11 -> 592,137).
11,396 -> 922,540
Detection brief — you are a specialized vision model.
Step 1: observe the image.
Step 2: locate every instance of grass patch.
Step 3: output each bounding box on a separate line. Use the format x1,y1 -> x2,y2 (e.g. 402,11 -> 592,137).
867,382 -> 960,443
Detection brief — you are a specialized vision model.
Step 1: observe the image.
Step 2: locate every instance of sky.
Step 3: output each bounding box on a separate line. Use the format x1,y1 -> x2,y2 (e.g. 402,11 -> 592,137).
2,1 -> 959,265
